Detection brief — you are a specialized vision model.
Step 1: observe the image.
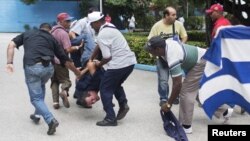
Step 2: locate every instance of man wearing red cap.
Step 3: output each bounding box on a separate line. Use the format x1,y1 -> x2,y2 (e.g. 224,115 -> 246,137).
206,3 -> 234,124
206,3 -> 231,38
50,12 -> 83,109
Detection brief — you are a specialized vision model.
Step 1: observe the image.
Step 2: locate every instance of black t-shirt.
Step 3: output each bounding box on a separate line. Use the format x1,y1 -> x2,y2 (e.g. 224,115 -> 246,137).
12,29 -> 70,66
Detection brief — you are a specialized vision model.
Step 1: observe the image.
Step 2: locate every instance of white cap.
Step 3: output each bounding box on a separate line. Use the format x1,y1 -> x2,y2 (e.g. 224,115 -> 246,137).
88,11 -> 104,23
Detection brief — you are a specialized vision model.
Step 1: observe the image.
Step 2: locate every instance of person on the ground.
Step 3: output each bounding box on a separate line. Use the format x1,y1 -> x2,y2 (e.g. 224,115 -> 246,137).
75,61 -> 103,107
88,11 -> 137,126
6,23 -> 82,135
148,6 -> 188,106
50,12 -> 83,109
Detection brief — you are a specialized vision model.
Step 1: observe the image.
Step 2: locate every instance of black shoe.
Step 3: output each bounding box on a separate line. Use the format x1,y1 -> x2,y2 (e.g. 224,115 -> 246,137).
30,114 -> 40,124
159,100 -> 167,107
116,104 -> 130,120
47,118 -> 59,135
96,119 -> 117,126
173,97 -> 179,105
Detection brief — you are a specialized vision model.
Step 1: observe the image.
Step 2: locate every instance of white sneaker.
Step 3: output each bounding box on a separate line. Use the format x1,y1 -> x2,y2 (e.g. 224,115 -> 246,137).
183,126 -> 192,134
223,108 -> 233,123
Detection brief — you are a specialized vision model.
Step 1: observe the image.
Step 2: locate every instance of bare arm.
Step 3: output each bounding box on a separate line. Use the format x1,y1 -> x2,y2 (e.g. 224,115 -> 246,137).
65,40 -> 84,53
64,61 -> 81,77
161,75 -> 182,112
69,31 -> 76,39
95,57 -> 112,68
90,45 -> 101,61
181,36 -> 188,43
6,41 -> 16,74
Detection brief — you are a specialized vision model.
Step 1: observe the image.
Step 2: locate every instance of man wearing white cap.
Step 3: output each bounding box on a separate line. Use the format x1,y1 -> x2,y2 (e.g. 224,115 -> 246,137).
88,11 -> 137,126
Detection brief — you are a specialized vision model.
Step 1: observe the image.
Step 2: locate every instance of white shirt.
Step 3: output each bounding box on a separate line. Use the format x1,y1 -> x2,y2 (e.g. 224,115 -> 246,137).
70,17 -> 95,37
97,23 -> 137,70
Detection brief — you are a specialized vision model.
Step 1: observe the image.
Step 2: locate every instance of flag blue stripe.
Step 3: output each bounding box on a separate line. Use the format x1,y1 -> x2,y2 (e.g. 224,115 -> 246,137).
202,90 -> 250,119
200,58 -> 250,85
200,26 -> 250,119
220,26 -> 250,39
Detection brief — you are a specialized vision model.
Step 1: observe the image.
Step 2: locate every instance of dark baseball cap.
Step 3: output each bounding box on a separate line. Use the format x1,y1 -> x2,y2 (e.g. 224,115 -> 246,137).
144,36 -> 166,51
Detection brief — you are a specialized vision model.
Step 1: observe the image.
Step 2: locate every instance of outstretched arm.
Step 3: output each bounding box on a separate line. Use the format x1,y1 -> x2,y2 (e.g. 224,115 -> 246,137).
6,41 -> 16,74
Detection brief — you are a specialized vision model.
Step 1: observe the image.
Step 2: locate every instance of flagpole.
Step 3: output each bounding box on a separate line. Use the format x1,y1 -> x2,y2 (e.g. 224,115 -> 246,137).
100,0 -> 103,13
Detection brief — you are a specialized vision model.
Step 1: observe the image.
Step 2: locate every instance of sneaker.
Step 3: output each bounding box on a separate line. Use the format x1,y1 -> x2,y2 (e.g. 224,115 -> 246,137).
30,114 -> 40,124
183,126 -> 192,134
116,104 -> 130,120
159,99 -> 167,107
223,108 -> 233,122
60,91 -> 70,108
96,119 -> 117,126
47,118 -> 59,135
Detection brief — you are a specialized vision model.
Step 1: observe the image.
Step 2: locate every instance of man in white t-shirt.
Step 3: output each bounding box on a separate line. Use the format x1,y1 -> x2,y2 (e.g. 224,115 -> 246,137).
69,9 -> 96,67
88,11 -> 137,126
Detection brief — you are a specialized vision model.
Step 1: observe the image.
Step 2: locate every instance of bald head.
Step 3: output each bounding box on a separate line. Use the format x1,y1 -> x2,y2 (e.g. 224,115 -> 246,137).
163,6 -> 177,24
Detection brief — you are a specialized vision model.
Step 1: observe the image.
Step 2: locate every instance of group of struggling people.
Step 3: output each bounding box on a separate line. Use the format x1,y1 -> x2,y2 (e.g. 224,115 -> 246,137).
5,3 -> 240,136
6,10 -> 136,135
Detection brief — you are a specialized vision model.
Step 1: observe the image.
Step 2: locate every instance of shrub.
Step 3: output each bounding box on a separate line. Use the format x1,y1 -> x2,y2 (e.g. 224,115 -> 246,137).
187,30 -> 207,42
186,41 -> 208,48
124,34 -> 156,65
24,24 -> 30,31
185,16 -> 204,30
124,33 -> 208,65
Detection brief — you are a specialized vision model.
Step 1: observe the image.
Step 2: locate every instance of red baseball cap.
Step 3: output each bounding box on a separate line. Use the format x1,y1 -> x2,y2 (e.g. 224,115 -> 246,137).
57,12 -> 74,22
206,3 -> 224,14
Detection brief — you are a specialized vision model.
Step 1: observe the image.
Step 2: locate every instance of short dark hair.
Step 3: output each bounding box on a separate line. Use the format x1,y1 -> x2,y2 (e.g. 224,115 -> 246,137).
163,8 -> 170,17
81,91 -> 91,107
39,23 -> 52,30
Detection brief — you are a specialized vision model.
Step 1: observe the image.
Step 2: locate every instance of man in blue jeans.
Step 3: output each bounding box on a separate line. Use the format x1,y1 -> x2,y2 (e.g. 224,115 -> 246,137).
6,23 -> 82,135
148,6 -> 188,106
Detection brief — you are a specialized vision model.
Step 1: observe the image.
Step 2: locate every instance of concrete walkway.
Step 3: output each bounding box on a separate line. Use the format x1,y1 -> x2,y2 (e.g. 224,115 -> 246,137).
0,33 -> 249,141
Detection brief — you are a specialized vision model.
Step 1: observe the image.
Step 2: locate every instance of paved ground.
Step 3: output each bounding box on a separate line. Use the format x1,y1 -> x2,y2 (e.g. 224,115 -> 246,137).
0,33 -> 249,141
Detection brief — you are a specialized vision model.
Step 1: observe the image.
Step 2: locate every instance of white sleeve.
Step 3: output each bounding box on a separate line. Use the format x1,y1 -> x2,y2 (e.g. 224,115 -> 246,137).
97,33 -> 112,59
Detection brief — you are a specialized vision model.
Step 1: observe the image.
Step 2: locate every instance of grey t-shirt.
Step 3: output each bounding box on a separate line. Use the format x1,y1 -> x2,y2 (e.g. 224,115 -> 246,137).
97,23 -> 137,70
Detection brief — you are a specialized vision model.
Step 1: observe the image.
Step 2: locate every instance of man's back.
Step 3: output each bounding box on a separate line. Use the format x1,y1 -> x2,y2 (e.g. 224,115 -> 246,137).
97,23 -> 137,69
13,29 -> 56,65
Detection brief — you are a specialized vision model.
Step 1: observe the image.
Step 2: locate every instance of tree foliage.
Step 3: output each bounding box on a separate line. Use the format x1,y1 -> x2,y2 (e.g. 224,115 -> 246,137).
20,0 -> 37,5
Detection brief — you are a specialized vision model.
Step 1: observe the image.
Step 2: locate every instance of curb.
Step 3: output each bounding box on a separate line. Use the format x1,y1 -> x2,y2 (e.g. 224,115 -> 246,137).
134,64 -> 156,72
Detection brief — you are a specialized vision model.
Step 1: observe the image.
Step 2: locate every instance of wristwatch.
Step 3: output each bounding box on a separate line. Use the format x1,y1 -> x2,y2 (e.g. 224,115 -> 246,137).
166,103 -> 172,109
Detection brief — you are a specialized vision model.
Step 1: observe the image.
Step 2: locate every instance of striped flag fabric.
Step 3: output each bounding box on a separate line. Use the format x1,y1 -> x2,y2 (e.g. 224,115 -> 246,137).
199,25 -> 250,119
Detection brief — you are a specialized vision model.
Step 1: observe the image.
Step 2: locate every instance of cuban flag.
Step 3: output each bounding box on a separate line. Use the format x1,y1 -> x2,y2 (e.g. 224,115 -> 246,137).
199,25 -> 250,119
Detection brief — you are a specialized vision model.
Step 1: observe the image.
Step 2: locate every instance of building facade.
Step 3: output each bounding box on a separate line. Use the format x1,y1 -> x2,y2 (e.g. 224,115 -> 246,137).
0,0 -> 81,32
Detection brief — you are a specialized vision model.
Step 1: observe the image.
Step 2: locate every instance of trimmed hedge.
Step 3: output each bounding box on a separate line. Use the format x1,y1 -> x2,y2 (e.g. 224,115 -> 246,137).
124,34 -> 207,65
187,30 -> 207,42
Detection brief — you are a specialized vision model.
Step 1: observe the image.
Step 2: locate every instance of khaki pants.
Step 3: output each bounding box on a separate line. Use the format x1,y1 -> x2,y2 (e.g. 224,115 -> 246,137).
179,59 -> 228,126
50,64 -> 71,103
